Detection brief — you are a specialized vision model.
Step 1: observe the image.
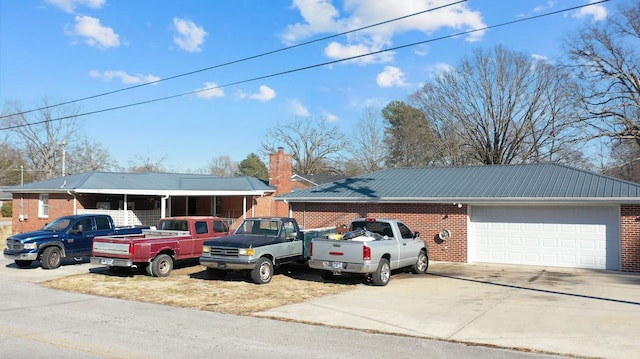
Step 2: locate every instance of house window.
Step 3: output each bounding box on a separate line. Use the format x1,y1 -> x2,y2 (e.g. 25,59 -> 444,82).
38,194 -> 49,218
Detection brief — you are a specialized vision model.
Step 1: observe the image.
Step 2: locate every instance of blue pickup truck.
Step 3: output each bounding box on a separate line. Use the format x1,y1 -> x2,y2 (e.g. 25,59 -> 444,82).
3,214 -> 148,269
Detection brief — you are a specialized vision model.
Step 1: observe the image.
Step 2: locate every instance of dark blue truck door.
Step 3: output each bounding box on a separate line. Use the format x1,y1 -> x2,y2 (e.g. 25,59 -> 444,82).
66,217 -> 95,257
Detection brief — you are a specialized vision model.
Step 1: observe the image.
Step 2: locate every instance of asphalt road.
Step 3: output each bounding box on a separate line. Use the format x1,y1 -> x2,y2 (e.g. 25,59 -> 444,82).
0,257 -> 568,359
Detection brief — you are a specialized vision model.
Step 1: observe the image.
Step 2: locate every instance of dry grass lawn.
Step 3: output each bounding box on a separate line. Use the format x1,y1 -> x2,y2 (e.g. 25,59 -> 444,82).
41,261 -> 362,315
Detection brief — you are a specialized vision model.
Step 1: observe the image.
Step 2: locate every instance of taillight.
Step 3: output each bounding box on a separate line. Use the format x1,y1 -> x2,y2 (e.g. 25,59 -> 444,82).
129,243 -> 134,254
363,246 -> 371,261
310,242 -> 313,256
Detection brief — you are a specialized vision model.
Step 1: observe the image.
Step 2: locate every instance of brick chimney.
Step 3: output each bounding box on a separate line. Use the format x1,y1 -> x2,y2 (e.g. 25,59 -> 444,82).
269,147 -> 292,216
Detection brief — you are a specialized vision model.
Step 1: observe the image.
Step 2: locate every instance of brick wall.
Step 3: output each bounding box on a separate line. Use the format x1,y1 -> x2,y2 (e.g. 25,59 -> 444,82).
11,193 -> 81,233
290,202 -> 468,263
621,205 -> 640,272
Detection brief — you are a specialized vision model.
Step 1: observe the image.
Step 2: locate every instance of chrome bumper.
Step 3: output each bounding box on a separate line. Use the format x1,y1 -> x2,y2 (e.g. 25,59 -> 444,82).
3,250 -> 38,261
199,256 -> 257,270
90,256 -> 134,267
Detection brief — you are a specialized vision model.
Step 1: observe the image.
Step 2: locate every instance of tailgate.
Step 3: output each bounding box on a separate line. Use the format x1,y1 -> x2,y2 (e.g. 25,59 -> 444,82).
311,238 -> 365,263
92,237 -> 131,256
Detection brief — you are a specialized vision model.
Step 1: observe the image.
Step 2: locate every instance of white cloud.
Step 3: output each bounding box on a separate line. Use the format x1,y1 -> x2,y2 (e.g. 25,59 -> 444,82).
70,15 -> 120,49
573,1 -> 607,21
45,0 -> 105,13
195,82 -> 225,99
173,18 -> 207,52
290,98 -> 310,116
89,70 -> 160,84
283,0 -> 486,64
321,109 -> 338,122
425,62 -> 454,79
376,66 -> 407,87
533,1 -> 556,13
249,85 -> 276,102
324,41 -> 392,64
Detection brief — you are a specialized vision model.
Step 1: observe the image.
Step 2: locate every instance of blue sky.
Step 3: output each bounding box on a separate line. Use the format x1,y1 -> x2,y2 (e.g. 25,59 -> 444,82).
0,0 -> 615,172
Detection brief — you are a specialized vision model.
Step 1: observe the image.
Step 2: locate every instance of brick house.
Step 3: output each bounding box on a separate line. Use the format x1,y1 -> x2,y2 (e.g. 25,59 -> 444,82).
8,149 -> 640,272
276,164 -> 640,272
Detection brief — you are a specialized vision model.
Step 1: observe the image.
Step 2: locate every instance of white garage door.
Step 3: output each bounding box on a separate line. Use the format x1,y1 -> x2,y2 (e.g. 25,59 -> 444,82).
469,206 -> 620,270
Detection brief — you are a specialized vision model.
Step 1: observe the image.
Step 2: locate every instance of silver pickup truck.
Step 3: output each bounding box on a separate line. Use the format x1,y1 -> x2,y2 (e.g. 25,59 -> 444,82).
309,218 -> 428,286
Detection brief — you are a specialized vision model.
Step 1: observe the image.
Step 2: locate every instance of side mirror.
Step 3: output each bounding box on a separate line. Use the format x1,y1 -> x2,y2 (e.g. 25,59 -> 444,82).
414,231 -> 420,239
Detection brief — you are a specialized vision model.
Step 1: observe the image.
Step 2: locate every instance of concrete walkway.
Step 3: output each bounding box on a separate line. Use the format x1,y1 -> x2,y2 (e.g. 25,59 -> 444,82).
256,262 -> 640,359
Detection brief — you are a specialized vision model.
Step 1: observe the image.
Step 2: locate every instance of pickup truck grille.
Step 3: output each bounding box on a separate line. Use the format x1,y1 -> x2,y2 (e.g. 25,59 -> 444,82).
5,238 -> 23,251
208,247 -> 239,257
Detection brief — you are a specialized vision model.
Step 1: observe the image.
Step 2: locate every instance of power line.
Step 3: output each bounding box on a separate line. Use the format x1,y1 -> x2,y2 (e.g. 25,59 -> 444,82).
0,0 -> 468,120
0,0 -> 610,131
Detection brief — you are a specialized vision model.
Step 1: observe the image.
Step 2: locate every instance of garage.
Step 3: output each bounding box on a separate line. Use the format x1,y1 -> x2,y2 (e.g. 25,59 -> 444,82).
468,205 -> 621,270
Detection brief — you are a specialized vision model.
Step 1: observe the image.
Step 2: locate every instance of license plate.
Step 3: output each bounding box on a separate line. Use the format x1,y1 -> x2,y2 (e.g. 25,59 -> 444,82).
218,263 -> 227,270
100,258 -> 114,265
331,262 -> 343,269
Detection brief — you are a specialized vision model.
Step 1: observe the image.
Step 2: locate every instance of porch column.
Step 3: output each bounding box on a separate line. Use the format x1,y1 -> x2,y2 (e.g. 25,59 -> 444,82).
160,195 -> 168,218
123,194 -> 128,225
243,196 -> 247,219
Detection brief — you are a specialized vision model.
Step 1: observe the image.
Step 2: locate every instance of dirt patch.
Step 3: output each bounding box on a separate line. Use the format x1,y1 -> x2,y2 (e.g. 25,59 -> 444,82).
41,262 -> 362,315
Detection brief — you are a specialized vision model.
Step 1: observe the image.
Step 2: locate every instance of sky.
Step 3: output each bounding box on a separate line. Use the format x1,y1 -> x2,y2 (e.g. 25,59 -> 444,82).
0,0 -> 620,172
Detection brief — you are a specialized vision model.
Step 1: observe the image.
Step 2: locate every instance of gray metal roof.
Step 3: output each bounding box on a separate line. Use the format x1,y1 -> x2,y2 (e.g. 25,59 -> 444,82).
5,172 -> 275,196
277,163 -> 640,204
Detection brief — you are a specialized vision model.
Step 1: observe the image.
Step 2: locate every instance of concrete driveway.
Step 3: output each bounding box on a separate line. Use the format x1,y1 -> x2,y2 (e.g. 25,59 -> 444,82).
256,262 -> 640,359
3,255 -> 639,358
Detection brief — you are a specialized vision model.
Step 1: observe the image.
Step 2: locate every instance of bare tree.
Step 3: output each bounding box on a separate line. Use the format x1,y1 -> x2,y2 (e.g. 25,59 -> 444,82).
411,46 -> 582,165
66,138 -> 118,174
2,99 -> 82,180
0,142 -> 25,185
350,107 -> 388,173
127,153 -> 167,173
207,155 -> 238,176
261,117 -> 349,175
564,3 -> 640,148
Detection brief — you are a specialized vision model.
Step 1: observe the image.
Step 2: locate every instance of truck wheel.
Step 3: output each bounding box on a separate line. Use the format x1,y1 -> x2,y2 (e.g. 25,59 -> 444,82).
14,260 -> 33,268
150,254 -> 173,277
411,250 -> 429,274
372,258 -> 390,286
41,247 -> 62,269
251,257 -> 273,284
206,268 -> 227,280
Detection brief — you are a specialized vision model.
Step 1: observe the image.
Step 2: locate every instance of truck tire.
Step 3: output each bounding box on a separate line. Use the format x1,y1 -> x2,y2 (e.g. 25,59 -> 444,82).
41,246 -> 62,269
150,254 -> 173,277
251,257 -> 273,284
371,258 -> 390,286
206,268 -> 227,280
411,250 -> 429,274
14,260 -> 33,268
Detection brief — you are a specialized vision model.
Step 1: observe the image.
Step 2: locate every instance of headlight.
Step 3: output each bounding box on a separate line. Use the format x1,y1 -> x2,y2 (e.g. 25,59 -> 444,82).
23,243 -> 38,250
202,246 -> 210,253
238,248 -> 255,256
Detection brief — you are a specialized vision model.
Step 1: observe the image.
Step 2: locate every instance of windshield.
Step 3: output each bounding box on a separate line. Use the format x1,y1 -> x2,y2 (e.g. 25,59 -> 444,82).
43,217 -> 71,232
235,219 -> 280,237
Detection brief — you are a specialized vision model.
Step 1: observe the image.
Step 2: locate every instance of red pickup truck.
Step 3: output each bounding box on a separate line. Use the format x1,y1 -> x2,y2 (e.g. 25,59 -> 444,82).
90,216 -> 229,277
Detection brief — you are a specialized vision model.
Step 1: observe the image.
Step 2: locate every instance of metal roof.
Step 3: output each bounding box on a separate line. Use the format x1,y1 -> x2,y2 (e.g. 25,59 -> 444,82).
276,163 -> 640,204
5,172 -> 275,196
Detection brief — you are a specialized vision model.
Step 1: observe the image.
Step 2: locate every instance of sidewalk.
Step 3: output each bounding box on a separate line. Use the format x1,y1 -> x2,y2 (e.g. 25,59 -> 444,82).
256,262 -> 640,359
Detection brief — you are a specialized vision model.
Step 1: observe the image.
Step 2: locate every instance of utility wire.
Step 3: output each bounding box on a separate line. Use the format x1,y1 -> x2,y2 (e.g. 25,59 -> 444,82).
0,0 -> 610,131
0,0 -> 467,120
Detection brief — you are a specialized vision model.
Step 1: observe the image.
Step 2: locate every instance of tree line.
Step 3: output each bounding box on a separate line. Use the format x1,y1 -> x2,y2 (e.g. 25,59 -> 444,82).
1,3 -> 639,185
